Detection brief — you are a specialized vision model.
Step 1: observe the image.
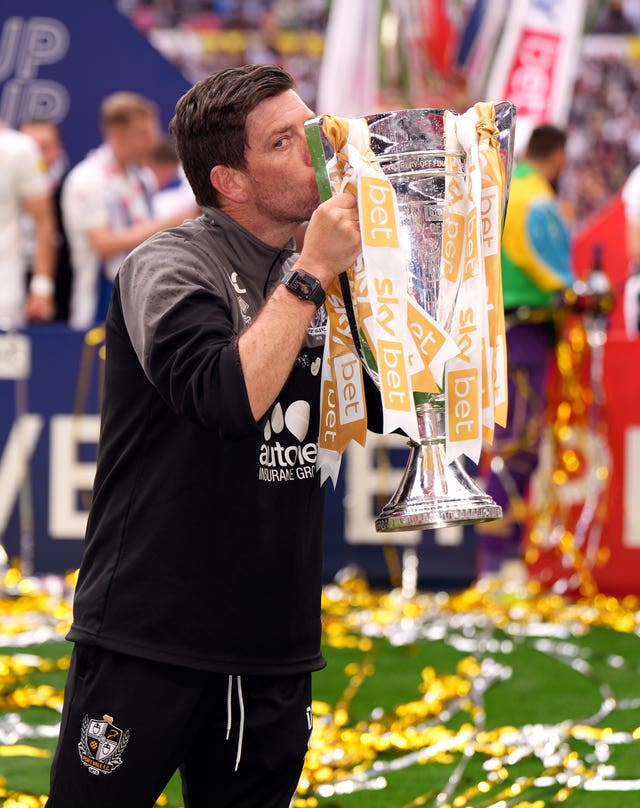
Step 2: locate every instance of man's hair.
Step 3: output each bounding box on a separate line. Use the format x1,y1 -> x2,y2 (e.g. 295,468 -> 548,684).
100,92 -> 159,134
525,124 -> 567,160
169,64 -> 295,207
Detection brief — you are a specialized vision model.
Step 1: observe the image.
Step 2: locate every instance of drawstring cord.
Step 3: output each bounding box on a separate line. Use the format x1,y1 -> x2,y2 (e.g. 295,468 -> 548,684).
225,674 -> 245,771
225,675 -> 233,740
235,676 -> 245,771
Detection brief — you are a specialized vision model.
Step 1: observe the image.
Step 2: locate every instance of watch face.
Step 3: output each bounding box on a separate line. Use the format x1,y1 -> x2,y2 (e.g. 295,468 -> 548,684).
285,270 -> 325,308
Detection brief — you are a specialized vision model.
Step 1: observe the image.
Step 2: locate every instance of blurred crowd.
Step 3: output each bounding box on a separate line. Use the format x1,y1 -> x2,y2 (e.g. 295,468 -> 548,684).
114,0 -> 329,107
111,0 -> 640,231
113,0 -> 470,113
8,0 -> 640,333
115,0 -> 328,31
561,47 -> 640,227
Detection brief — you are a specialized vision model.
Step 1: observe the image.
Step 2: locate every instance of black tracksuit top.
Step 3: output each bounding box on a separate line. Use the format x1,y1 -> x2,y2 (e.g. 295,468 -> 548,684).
67,207 -> 331,674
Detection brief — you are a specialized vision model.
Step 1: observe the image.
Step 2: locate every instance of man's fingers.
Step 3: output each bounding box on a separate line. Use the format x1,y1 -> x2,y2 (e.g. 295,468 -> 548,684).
332,191 -> 358,210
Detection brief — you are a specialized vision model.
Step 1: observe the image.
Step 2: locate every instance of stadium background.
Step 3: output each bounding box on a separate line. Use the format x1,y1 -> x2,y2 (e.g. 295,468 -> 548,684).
1,0 -> 640,592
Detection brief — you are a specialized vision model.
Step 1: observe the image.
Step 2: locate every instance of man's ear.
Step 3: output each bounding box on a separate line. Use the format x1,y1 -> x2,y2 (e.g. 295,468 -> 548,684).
210,164 -> 248,204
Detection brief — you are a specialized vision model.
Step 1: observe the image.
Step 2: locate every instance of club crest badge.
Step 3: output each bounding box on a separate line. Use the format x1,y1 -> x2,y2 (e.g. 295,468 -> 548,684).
78,714 -> 130,775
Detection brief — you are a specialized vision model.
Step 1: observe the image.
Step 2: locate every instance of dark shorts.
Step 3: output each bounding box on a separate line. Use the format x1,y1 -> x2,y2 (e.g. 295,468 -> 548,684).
47,644 -> 313,808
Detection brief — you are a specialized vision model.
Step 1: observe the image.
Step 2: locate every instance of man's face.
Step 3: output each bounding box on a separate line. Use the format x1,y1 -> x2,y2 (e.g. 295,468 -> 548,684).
116,113 -> 160,165
241,89 -> 321,226
550,146 -> 567,187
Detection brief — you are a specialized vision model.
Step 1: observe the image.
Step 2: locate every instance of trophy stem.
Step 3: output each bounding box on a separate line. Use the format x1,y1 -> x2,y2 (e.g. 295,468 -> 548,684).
375,397 -> 502,532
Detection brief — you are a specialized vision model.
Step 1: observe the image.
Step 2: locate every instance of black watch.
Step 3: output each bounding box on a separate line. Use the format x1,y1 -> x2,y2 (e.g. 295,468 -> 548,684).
281,269 -> 326,310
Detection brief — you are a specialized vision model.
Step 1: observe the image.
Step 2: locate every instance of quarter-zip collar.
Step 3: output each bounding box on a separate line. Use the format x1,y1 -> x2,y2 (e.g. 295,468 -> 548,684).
201,205 -> 296,295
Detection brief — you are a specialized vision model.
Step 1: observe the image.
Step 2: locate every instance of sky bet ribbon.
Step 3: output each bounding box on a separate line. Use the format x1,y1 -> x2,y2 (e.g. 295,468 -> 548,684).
441,103 -> 508,464
315,117 -> 369,487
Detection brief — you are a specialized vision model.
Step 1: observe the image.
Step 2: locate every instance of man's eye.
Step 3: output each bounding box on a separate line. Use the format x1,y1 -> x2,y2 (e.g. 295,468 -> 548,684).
274,136 -> 289,149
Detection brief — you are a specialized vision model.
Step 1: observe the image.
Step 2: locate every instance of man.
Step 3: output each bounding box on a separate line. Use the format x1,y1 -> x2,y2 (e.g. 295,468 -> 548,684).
20,118 -> 73,321
47,65 -> 363,807
0,123 -> 56,328
62,91 -> 197,330
476,124 -> 574,578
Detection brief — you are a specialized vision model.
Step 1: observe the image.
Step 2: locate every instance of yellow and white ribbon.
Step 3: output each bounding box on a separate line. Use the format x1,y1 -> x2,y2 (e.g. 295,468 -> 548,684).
316,118 -> 369,486
442,104 -> 508,463
317,275 -> 368,486
476,102 -> 508,431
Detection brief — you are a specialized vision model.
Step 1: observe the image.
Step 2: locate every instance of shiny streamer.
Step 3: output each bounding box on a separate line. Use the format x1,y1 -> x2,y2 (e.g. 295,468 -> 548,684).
2,568 -> 639,808
525,312 -> 612,597
295,572 -> 640,806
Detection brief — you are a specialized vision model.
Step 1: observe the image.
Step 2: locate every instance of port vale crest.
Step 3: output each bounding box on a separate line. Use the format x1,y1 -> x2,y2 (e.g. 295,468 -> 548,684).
78,714 -> 130,775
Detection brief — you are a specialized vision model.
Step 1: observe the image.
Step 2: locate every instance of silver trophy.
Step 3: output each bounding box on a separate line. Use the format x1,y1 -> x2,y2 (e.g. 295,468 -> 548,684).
305,103 -> 516,532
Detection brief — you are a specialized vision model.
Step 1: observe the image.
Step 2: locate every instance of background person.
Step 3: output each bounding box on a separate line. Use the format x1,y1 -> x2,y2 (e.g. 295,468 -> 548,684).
476,124 -> 574,579
20,119 -> 73,322
0,122 -> 56,329
62,91 -> 198,330
146,135 -> 198,218
47,64 -> 370,807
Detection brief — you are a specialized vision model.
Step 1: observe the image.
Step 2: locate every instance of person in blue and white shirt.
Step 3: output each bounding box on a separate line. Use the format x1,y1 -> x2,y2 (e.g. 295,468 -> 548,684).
62,92 -> 197,330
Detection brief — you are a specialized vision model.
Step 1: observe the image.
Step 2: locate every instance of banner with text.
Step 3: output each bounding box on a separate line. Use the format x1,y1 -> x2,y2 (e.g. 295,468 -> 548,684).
484,0 -> 587,153
0,0 -> 189,166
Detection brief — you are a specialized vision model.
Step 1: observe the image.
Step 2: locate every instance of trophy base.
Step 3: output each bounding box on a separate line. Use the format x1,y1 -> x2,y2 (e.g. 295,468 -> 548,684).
375,401 -> 502,532
375,453 -> 502,531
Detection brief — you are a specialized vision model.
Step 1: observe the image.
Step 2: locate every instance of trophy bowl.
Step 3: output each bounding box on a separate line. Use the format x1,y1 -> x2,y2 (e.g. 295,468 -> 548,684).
305,103 -> 516,531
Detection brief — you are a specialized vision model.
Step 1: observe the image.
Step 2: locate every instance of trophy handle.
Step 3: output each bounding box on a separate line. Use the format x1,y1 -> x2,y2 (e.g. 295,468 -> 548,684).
305,119 -> 334,204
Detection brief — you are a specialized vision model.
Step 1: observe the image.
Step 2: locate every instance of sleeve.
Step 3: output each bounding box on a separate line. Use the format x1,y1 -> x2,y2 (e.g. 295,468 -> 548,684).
119,234 -> 258,438
62,165 -> 110,235
14,135 -> 48,200
522,198 -> 573,291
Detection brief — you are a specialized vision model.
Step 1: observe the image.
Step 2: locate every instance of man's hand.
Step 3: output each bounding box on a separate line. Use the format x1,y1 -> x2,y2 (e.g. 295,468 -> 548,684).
25,292 -> 55,322
296,192 -> 360,289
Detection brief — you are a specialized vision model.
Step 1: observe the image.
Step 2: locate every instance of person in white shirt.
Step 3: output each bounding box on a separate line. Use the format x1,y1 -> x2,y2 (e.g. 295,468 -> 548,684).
20,118 -> 73,321
62,92 -> 197,330
0,123 -> 56,329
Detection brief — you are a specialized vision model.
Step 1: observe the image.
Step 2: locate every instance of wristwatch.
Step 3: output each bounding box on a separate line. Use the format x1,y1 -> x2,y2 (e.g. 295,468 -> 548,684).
281,269 -> 326,310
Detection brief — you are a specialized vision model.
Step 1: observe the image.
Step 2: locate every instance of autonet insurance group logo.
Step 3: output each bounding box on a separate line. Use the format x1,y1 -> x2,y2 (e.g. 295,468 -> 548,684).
258,400 -> 317,483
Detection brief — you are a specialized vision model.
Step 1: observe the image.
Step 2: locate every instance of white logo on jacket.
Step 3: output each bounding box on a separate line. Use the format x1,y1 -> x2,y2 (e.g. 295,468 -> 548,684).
237,295 -> 251,324
230,272 -> 246,294
258,400 -> 317,482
